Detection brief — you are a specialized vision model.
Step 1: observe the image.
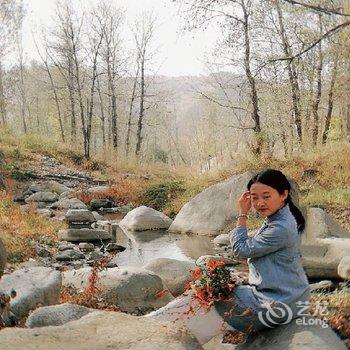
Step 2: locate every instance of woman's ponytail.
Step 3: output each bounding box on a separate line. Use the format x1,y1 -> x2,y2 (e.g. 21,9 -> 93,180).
286,195 -> 305,233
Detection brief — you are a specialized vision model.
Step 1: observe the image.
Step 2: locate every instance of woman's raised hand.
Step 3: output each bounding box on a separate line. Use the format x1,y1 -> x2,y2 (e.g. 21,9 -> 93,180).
238,191 -> 251,215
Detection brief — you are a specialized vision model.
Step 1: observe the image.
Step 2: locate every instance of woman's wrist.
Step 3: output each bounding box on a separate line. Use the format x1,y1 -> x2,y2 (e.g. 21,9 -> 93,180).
236,216 -> 248,227
236,211 -> 248,227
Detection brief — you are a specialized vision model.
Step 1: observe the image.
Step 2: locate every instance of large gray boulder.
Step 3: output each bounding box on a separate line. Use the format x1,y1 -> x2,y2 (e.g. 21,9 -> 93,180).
25,303 -> 93,328
303,207 -> 350,240
119,205 -> 173,231
301,207 -> 350,278
337,255 -> 350,279
301,238 -> 350,278
0,238 -> 6,277
0,311 -> 201,350
169,172 -> 252,236
0,267 -> 62,318
204,318 -> 346,350
25,191 -> 59,203
143,258 -> 195,297
63,266 -> 174,313
236,316 -> 346,350
58,228 -> 111,242
50,198 -> 87,210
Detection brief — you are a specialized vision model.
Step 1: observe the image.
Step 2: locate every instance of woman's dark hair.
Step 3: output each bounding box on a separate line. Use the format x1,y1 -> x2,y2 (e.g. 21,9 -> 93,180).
247,169 -> 305,233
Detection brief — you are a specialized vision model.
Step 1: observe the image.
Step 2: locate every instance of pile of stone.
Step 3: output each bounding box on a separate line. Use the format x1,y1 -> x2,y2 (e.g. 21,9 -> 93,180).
15,181 -> 70,204
58,209 -> 111,243
54,209 -> 126,266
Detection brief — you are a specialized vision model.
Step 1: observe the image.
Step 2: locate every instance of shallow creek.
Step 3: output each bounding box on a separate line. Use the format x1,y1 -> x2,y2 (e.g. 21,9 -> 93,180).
111,225 -> 219,266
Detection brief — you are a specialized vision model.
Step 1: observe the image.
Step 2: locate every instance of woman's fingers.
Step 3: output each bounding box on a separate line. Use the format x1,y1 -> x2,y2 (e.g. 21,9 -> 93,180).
239,191 -> 251,201
238,191 -> 251,213
243,191 -> 250,199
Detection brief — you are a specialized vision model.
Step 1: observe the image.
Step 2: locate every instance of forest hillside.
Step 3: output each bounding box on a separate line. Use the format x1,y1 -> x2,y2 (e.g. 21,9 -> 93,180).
0,0 -> 349,349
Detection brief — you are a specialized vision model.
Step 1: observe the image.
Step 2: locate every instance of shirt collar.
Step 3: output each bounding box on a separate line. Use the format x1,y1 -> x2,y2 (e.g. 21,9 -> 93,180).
264,203 -> 290,224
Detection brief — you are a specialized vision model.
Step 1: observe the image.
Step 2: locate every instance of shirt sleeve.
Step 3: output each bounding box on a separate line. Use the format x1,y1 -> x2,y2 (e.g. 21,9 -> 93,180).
229,223 -> 289,258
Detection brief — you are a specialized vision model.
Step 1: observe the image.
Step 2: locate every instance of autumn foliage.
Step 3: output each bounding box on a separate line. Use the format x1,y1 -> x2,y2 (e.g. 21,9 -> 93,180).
186,260 -> 238,310
75,180 -> 142,207
0,187 -> 64,263
60,257 -> 119,311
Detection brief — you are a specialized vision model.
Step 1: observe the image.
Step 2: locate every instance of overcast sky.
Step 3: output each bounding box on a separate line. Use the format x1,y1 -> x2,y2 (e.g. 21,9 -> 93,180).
22,0 -> 220,77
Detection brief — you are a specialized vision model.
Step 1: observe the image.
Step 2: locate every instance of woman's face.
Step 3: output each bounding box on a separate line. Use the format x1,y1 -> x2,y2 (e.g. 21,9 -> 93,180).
249,182 -> 288,218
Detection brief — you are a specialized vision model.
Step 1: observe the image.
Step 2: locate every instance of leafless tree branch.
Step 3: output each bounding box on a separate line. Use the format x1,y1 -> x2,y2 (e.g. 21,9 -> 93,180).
282,0 -> 350,17
268,20 -> 350,62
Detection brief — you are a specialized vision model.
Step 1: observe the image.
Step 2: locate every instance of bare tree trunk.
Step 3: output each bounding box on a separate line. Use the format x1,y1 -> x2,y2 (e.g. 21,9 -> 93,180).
311,15 -> 323,146
275,0 -> 302,144
322,56 -> 338,144
241,0 -> 262,155
19,53 -> 27,134
126,63 -> 140,156
0,61 -> 6,126
341,104 -> 350,139
96,76 -> 106,148
110,94 -> 117,151
86,32 -> 104,160
132,13 -> 156,158
16,28 -> 28,133
42,56 -> 65,142
303,67 -> 315,137
84,99 -> 89,159
35,96 -> 40,130
44,45 -> 76,142
105,43 -> 118,153
68,59 -> 77,140
107,112 -> 112,147
135,54 -> 145,156
97,3 -> 124,157
71,38 -> 87,157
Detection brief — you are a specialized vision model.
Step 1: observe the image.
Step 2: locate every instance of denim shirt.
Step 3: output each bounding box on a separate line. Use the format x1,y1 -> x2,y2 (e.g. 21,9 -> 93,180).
230,204 -> 310,308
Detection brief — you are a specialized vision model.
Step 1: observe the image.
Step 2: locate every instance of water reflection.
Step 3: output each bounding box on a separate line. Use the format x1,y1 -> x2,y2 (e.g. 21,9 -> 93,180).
127,229 -> 166,243
175,234 -> 218,258
111,225 -> 218,267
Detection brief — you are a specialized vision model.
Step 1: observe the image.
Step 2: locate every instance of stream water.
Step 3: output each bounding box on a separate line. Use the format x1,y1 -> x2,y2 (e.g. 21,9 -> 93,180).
111,224 -> 219,267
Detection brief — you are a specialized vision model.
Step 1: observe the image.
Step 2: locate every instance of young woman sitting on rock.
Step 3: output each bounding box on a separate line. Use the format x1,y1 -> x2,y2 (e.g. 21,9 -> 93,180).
146,169 -> 310,345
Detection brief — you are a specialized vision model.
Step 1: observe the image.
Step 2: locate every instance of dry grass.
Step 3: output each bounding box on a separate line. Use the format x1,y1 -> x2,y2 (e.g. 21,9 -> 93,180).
0,188 -> 64,263
233,141 -> 350,199
310,284 -> 350,342
75,179 -> 144,207
310,284 -> 350,318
